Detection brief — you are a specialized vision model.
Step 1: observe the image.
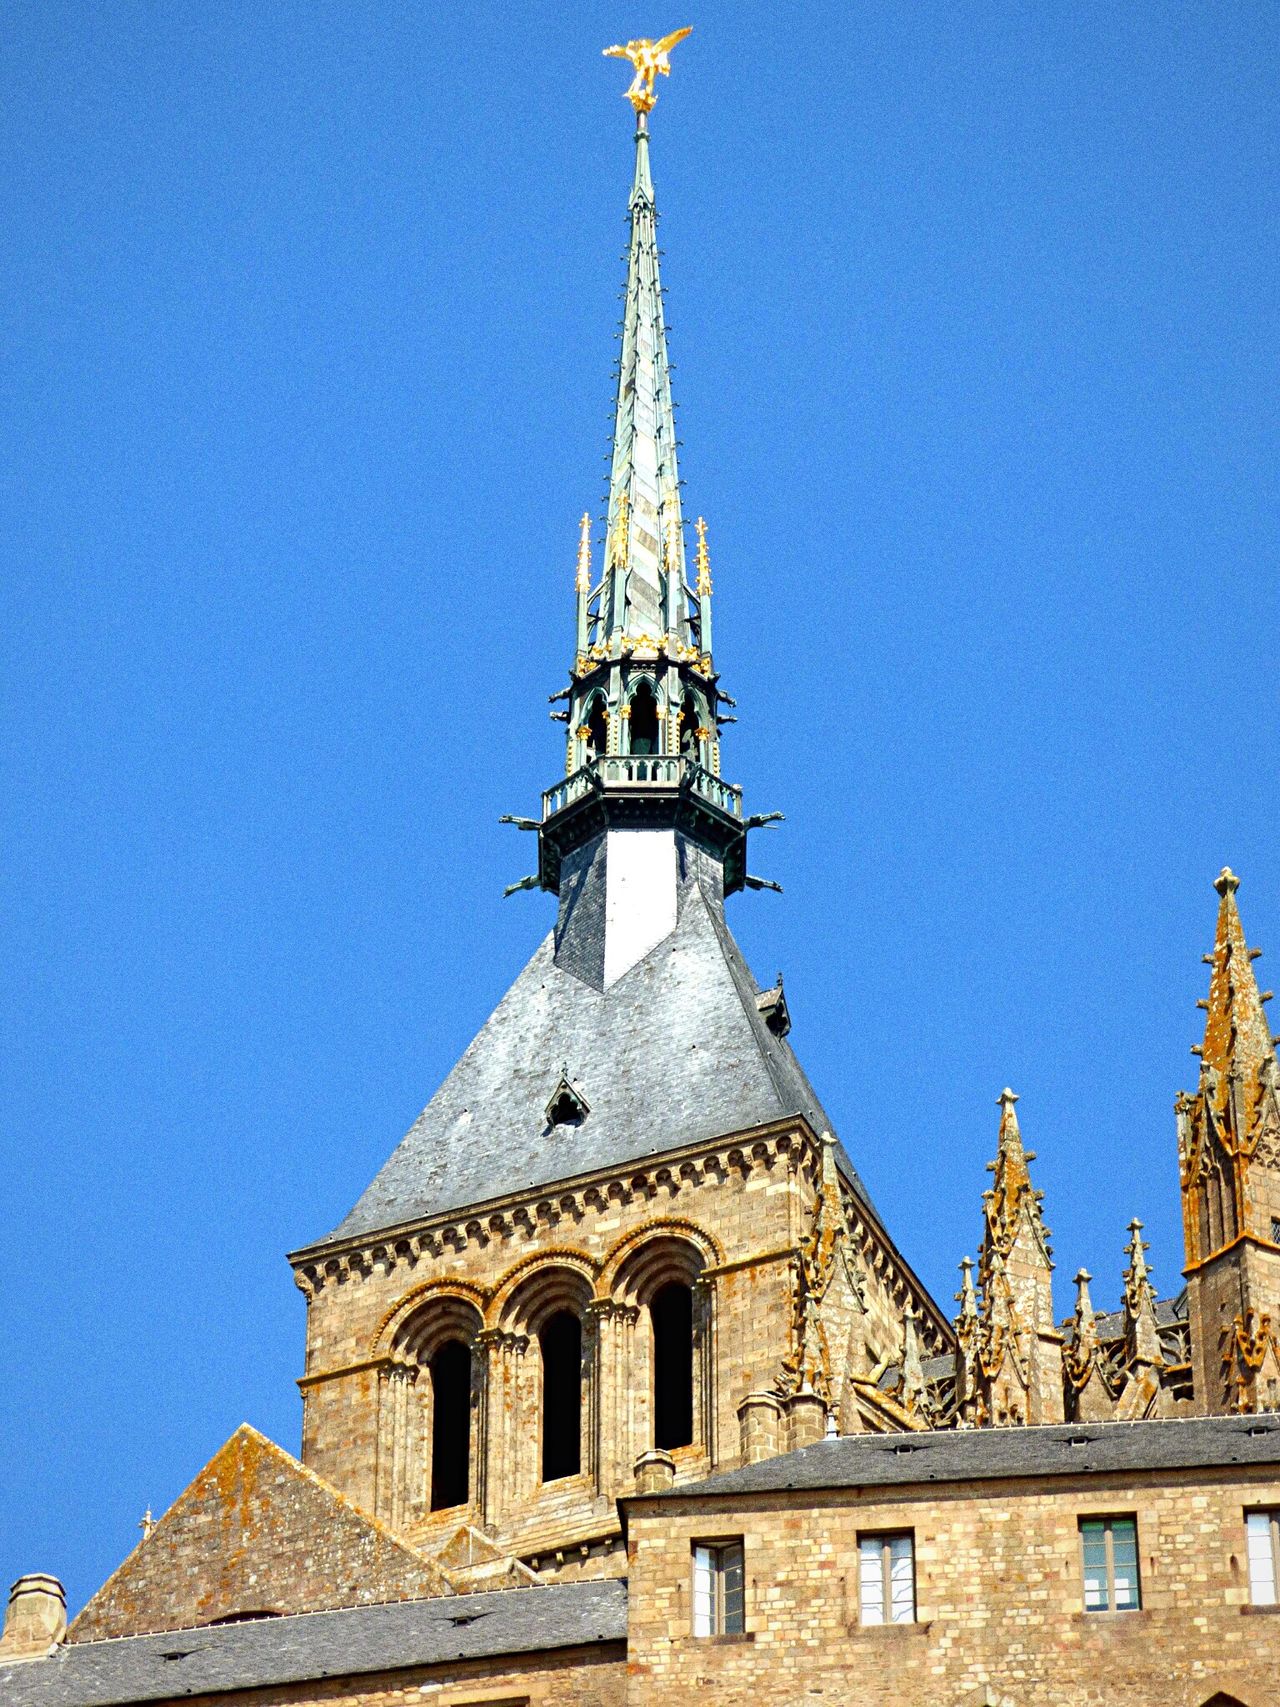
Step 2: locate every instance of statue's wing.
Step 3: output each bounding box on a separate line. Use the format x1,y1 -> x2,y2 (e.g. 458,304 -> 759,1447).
602,43 -> 630,60
654,25 -> 693,55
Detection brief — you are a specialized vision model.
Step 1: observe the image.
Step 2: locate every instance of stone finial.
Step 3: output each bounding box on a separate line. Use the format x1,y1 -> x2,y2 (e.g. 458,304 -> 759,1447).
633,1448 -> 676,1494
1070,1268 -> 1099,1353
1123,1218 -> 1162,1367
0,1575 -> 66,1659
955,1256 -> 979,1327
1215,866 -> 1241,897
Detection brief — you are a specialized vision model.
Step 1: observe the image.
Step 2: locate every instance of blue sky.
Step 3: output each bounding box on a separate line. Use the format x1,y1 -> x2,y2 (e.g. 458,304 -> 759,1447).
2,2 -> 1277,1610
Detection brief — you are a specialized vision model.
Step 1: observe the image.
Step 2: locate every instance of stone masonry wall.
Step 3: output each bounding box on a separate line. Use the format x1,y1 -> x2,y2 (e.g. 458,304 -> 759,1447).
294,1123 -> 946,1573
624,1465 -> 1280,1706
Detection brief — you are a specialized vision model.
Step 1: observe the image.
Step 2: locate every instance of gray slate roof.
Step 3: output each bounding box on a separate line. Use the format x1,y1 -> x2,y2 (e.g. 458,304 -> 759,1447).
0,1581 -> 627,1707
316,866 -> 859,1245
642,1413 -> 1280,1500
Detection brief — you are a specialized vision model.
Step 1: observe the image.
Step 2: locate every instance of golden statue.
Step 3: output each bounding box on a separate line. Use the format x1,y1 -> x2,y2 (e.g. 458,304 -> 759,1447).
603,27 -> 692,114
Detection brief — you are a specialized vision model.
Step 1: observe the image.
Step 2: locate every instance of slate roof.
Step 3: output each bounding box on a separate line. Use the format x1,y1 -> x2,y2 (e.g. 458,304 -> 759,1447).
639,1413 -> 1280,1500
312,869 -> 862,1247
0,1581 -> 628,1707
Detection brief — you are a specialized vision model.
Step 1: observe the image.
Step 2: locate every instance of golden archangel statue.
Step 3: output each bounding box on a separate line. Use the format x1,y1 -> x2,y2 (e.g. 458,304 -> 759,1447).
602,27 -> 693,114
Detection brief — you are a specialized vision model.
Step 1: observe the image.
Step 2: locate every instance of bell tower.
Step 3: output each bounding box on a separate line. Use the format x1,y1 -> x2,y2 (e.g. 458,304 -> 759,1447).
286,42 -> 951,1587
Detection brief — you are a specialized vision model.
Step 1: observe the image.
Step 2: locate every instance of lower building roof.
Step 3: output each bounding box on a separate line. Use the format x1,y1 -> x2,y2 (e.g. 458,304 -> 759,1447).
637,1413 -> 1280,1502
0,1580 -> 628,1707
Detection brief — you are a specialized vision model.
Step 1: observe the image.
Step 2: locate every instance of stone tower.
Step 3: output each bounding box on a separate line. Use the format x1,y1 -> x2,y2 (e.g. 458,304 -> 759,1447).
1180,867 -> 1280,1412
286,99 -> 952,1583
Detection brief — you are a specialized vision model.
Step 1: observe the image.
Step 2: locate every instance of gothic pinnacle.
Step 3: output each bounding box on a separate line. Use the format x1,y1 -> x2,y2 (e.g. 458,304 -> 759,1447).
1198,865 -> 1276,1087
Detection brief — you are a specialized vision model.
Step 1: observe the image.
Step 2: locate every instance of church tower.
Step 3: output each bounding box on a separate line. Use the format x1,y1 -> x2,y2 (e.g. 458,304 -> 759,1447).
286,67 -> 951,1584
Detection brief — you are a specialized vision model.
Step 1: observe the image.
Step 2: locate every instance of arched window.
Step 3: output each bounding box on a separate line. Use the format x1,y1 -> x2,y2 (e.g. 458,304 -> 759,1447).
629,681 -> 660,756
539,1309 -> 583,1481
586,696 -> 608,761
652,1280 -> 694,1450
429,1339 -> 471,1510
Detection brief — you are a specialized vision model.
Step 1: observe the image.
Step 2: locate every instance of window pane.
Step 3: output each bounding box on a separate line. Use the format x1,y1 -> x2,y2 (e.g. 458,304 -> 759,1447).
889,1535 -> 915,1623
692,1546 -> 713,1637
1247,1512 -> 1278,1606
1111,1519 -> 1140,1610
722,1544 -> 745,1634
1080,1521 -> 1109,1610
859,1538 -> 885,1624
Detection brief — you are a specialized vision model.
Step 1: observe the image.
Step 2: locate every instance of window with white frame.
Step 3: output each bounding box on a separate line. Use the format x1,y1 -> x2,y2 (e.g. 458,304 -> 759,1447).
1247,1508 -> 1280,1606
1079,1515 -> 1141,1611
691,1539 -> 744,1636
858,1531 -> 915,1624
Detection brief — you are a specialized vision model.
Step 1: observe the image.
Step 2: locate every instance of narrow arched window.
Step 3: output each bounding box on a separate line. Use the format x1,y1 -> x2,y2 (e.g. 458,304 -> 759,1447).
586,697 -> 608,761
540,1310 -> 582,1481
652,1280 -> 694,1450
429,1339 -> 471,1510
629,681 -> 660,756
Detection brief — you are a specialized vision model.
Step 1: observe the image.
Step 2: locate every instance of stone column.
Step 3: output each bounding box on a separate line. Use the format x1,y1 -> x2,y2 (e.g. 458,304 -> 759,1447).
589,1300 -> 640,1494
693,1275 -> 717,1464
477,1329 -> 527,1527
375,1360 -> 419,1530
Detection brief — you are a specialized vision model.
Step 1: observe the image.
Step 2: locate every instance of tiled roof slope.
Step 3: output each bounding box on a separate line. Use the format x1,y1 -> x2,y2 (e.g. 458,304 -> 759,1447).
646,1413 -> 1280,1499
316,875 -> 862,1246
0,1581 -> 627,1707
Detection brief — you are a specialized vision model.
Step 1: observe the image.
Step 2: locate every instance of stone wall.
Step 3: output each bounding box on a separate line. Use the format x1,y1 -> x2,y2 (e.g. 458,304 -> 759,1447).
624,1466 -> 1280,1706
292,1122 -> 948,1572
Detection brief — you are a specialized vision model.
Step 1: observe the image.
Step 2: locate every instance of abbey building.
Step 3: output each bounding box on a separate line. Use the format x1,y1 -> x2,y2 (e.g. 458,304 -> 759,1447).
4,53 -> 1279,1707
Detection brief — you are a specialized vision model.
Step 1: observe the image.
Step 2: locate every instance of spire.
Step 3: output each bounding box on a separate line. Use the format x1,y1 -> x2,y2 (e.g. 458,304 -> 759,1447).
597,110 -> 696,654
976,1088 -> 1064,1425
523,65 -> 763,910
1179,867 -> 1280,1413
981,1090 -> 1052,1296
1198,868 -> 1277,1089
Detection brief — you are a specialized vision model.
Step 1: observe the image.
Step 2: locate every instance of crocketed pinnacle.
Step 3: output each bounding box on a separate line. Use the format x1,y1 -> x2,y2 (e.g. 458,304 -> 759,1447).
1122,1218 -> 1162,1366
1199,868 -> 1277,1092
981,1089 -> 1050,1267
601,113 -> 693,648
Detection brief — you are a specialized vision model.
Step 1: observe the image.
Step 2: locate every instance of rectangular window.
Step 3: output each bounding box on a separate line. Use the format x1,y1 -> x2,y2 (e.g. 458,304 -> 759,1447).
1247,1509 -> 1280,1606
691,1540 -> 744,1636
858,1531 -> 916,1624
1079,1516 -> 1141,1611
